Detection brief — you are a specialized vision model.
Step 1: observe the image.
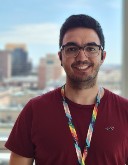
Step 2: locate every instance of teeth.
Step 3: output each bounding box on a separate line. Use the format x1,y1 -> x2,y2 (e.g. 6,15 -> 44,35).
77,66 -> 89,70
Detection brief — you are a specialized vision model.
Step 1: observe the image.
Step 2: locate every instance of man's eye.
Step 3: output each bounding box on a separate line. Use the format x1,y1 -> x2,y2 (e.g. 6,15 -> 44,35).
66,46 -> 78,52
86,46 -> 97,52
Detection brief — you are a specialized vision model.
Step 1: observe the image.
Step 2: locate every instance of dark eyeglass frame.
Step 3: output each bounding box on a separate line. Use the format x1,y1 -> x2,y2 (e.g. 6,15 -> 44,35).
60,42 -> 103,58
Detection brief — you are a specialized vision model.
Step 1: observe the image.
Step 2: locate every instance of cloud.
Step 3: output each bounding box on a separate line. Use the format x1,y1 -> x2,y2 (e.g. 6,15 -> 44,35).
0,23 -> 60,45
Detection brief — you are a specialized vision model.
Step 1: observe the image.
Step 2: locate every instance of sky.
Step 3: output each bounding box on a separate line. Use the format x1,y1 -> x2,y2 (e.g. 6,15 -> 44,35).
0,0 -> 123,66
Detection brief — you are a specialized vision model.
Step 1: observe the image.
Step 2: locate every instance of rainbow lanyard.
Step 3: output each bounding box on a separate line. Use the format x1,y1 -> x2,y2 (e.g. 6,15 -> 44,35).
61,85 -> 102,165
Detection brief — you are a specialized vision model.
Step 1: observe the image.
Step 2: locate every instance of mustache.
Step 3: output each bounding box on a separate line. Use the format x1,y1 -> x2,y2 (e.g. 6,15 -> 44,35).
71,61 -> 94,67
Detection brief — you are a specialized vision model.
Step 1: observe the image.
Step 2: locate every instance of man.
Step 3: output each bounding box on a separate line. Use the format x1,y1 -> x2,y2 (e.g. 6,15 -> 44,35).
5,14 -> 128,165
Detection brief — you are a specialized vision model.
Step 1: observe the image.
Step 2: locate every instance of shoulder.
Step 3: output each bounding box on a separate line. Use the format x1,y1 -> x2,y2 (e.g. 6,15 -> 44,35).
30,87 -> 61,106
104,88 -> 128,104
17,87 -> 62,120
103,88 -> 128,118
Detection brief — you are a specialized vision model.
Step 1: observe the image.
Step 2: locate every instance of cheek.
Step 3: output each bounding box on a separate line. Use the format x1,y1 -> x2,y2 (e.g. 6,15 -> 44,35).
62,61 -> 71,71
94,60 -> 102,71
62,59 -> 75,74
94,56 -> 102,65
62,57 -> 73,68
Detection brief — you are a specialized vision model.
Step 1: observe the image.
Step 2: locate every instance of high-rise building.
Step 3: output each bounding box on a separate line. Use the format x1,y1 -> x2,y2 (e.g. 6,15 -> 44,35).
38,54 -> 62,89
0,50 -> 11,80
5,44 -> 26,51
11,48 -> 30,76
5,44 -> 32,76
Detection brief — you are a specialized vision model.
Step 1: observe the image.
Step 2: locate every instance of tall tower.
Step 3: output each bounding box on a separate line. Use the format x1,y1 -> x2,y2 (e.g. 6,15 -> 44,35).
11,48 -> 29,76
0,50 -> 11,80
5,44 -> 32,76
38,54 -> 62,89
5,44 -> 27,51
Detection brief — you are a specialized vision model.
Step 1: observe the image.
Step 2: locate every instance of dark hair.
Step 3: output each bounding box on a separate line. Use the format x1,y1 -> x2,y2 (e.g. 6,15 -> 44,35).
59,14 -> 105,50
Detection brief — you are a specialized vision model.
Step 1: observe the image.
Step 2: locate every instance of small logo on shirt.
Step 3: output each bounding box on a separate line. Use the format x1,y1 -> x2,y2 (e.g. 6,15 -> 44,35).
105,126 -> 114,131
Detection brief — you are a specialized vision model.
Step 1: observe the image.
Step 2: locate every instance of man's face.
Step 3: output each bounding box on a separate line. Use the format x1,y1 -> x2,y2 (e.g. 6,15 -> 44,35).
59,27 -> 106,88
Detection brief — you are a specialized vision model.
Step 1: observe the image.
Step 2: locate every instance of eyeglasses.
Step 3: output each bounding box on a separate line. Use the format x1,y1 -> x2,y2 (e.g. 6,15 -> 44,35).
61,43 -> 103,58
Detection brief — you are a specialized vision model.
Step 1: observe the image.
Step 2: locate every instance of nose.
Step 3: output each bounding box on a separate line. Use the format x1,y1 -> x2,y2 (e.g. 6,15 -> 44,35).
75,48 -> 88,61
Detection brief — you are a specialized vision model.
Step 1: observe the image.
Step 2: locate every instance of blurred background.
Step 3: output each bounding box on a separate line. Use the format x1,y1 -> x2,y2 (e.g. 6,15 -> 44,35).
0,0 -> 127,164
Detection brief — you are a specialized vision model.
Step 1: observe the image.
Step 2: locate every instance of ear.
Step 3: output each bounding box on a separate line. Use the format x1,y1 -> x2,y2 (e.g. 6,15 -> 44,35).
100,51 -> 106,64
58,51 -> 63,66
58,51 -> 62,60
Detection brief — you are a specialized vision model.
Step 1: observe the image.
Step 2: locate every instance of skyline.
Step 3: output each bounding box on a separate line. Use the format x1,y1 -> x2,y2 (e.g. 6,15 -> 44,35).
0,0 -> 122,66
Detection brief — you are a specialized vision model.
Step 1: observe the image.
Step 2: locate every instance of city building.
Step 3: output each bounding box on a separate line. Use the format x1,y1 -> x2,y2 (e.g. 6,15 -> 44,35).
98,67 -> 121,95
0,86 -> 24,107
38,54 -> 63,89
11,48 -> 31,76
0,88 -> 11,106
5,43 -> 27,51
5,44 -> 32,76
0,50 -> 11,80
3,75 -> 38,89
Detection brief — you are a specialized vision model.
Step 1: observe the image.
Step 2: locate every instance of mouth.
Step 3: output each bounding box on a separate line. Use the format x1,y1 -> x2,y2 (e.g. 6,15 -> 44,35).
74,64 -> 92,71
72,61 -> 93,68
71,61 -> 93,74
76,65 -> 90,70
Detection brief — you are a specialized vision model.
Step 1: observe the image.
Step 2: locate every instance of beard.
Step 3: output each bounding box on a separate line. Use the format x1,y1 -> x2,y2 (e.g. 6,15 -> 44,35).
65,61 -> 101,90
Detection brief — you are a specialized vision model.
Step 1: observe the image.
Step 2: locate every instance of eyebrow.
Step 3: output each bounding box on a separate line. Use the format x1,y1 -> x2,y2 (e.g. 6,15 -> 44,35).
63,42 -> 78,47
63,42 -> 99,47
85,42 -> 99,46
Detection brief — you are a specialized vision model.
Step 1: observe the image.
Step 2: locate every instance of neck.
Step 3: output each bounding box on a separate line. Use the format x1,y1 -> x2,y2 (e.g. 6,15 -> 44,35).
64,83 -> 103,105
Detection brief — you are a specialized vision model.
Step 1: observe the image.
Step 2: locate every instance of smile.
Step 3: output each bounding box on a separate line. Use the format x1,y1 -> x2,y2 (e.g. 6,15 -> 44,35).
77,65 -> 89,70
74,65 -> 91,71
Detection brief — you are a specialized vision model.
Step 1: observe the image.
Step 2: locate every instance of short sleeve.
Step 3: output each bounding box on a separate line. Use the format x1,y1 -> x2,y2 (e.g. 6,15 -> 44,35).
5,100 -> 34,158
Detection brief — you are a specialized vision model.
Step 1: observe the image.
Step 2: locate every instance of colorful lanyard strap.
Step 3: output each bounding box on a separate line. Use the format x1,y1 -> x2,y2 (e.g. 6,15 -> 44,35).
61,85 -> 102,165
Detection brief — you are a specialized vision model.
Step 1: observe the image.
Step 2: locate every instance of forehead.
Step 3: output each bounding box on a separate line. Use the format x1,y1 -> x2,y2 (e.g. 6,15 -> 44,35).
62,27 -> 100,45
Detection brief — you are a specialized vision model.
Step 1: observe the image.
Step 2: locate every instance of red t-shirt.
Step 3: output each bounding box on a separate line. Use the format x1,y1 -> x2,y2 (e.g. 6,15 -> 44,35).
5,88 -> 128,165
